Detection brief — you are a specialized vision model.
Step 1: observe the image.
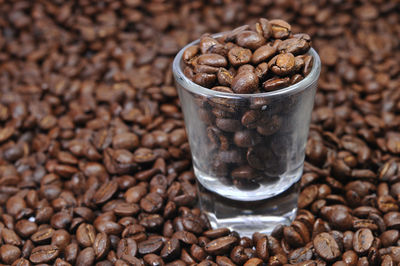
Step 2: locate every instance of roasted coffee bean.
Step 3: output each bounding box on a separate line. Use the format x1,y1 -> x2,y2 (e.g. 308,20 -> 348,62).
231,165 -> 260,180
256,237 -> 269,261
236,31 -> 266,50
252,44 -> 277,65
161,238 -> 180,261
205,236 -> 237,255
138,237 -> 164,255
263,76 -> 291,91
76,247 -> 95,266
30,245 -> 60,264
0,244 -> 21,265
51,229 -> 71,251
313,232 -> 341,261
76,223 -> 96,247
197,54 -> 228,68
117,238 -> 137,261
231,71 -> 259,94
94,233 -> 111,260
203,228 -> 231,239
228,47 -> 252,67
215,118 -> 242,132
233,130 -> 261,147
270,19 -> 291,39
353,228 -> 374,255
269,53 -> 296,76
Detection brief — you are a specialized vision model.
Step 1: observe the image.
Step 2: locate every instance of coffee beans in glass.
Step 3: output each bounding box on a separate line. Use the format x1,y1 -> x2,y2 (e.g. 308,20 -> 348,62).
173,20 -> 321,236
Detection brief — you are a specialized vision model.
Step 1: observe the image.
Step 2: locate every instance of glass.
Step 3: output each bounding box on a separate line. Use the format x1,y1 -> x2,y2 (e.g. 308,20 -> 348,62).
173,34 -> 321,236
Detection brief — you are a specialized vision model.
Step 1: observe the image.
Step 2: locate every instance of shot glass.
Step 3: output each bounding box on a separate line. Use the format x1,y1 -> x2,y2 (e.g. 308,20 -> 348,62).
173,35 -> 321,236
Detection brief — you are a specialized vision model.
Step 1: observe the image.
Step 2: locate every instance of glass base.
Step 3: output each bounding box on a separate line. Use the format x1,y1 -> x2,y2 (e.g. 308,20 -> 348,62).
196,179 -> 301,237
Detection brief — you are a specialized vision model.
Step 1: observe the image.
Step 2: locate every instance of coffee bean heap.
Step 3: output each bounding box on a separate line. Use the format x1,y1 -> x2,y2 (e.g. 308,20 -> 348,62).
0,0 -> 400,265
183,18 -> 312,94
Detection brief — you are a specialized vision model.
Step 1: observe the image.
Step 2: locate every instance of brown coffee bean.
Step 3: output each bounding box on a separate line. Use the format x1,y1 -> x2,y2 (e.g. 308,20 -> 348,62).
0,244 -> 21,265
228,47 -> 252,67
76,247 -> 95,266
269,53 -> 296,76
313,232 -> 341,261
1,228 -> 21,246
93,181 -> 118,205
283,226 -> 304,248
117,238 -> 138,262
353,228 -> 374,255
231,165 -> 260,180
236,31 -> 266,50
160,238 -> 180,261
193,73 -> 217,88
76,223 -> 96,247
143,253 -> 165,266
140,192 -> 164,213
256,115 -> 281,136
183,45 -> 199,63
138,237 -> 164,255
216,255 -> 236,266
94,233 -> 110,260
256,237 -> 269,261
263,76 -> 290,91
205,236 -> 237,255
252,44 -> 277,65
203,228 -> 231,239
231,71 -> 259,94
30,245 -> 60,264
320,205 -> 353,231
51,229 -> 71,250
244,257 -> 264,266
197,54 -> 228,68
215,118 -> 242,132
270,19 -> 291,39
233,130 -> 261,147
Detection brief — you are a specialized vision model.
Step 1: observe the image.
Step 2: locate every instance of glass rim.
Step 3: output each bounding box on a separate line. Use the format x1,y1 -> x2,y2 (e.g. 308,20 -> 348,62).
172,32 -> 321,98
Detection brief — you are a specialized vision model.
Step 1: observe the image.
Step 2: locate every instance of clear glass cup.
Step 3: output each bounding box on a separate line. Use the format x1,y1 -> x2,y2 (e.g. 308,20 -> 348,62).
173,34 -> 321,236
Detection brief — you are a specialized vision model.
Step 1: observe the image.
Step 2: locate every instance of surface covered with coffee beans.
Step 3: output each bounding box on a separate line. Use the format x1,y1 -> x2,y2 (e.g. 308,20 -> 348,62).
0,1 -> 399,265
183,19 -> 312,94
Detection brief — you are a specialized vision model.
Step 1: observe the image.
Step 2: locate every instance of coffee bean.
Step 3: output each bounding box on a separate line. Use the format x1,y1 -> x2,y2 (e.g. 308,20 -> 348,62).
269,53 -> 296,76
262,76 -> 291,91
76,247 -> 95,266
313,232 -> 341,261
252,44 -> 277,65
93,181 -> 118,205
161,238 -> 180,261
231,70 -> 259,94
244,257 -> 263,266
233,130 -> 261,147
197,54 -> 228,68
270,19 -> 291,39
76,223 -> 96,247
353,228 -> 374,255
117,238 -> 137,261
236,31 -> 266,50
30,245 -> 60,264
94,233 -> 110,260
228,47 -> 252,67
205,236 -> 237,255
51,229 -> 71,251
138,237 -> 164,255
0,244 -> 21,265
140,192 -> 164,213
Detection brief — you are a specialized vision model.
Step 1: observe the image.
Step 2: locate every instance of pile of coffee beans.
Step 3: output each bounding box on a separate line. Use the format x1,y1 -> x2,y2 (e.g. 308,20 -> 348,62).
183,18 -> 312,93
0,0 -> 400,265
